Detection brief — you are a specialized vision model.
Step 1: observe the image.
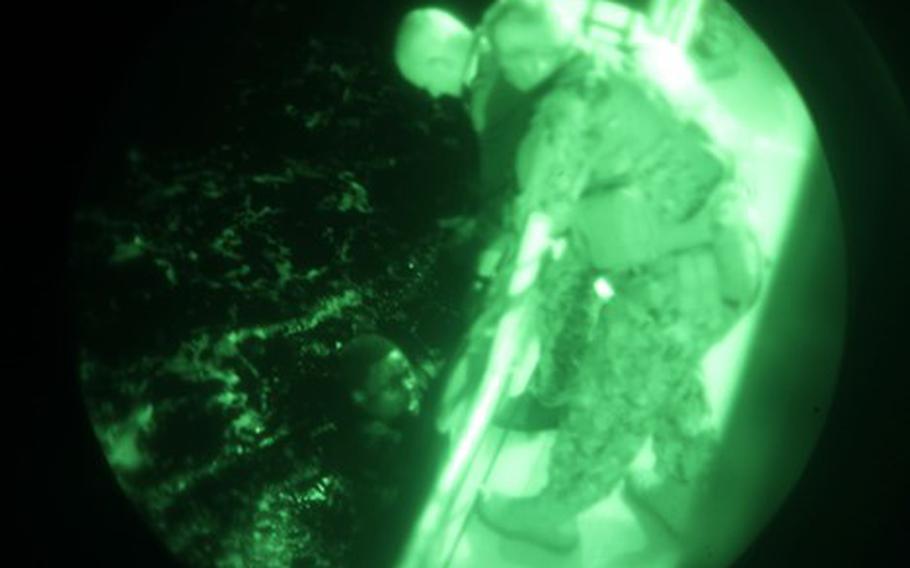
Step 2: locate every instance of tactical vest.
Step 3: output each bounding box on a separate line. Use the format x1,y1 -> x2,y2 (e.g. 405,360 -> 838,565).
464,47 -> 579,240
513,50 -> 729,226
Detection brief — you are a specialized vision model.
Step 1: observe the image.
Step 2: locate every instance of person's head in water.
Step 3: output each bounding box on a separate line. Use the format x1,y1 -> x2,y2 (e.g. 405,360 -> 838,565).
486,0 -> 585,92
338,334 -> 424,422
394,7 -> 475,99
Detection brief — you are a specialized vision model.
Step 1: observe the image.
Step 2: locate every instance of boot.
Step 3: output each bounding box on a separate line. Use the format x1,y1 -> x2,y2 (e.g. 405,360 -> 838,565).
623,473 -> 696,540
475,492 -> 580,553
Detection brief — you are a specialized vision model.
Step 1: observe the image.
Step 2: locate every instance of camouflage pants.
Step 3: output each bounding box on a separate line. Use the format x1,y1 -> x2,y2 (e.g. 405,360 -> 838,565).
527,239 -> 743,514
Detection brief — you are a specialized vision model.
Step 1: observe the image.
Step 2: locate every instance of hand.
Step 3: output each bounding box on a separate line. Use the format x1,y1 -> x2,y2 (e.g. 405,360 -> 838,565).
711,225 -> 762,308
476,235 -> 513,278
438,215 -> 478,246
672,224 -> 762,315
477,247 -> 504,279
436,397 -> 470,435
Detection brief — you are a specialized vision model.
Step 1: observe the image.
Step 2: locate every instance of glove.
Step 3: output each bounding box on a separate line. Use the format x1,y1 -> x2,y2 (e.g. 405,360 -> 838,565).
438,215 -> 479,247
702,183 -> 764,308
712,224 -> 763,308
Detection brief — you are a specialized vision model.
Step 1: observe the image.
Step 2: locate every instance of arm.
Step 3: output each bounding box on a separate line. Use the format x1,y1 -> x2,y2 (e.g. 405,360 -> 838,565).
514,86 -> 595,235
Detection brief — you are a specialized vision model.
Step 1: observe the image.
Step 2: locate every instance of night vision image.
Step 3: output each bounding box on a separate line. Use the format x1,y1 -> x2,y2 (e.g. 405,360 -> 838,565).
71,1 -> 846,566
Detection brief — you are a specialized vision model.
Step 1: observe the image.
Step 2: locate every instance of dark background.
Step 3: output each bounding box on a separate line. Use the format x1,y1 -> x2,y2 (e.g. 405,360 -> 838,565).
15,0 -> 908,565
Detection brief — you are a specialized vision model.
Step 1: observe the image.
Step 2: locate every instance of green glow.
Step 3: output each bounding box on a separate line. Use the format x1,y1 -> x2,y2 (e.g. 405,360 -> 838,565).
440,310 -> 519,492
75,2 -> 845,565
636,34 -> 699,101
508,212 -> 552,296
651,0 -> 672,32
102,404 -> 156,471
589,2 -> 633,30
593,276 -> 614,300
677,0 -> 706,48
698,44 -> 816,433
110,234 -> 147,263
396,3 -> 842,568
650,0 -> 705,48
401,206 -> 557,566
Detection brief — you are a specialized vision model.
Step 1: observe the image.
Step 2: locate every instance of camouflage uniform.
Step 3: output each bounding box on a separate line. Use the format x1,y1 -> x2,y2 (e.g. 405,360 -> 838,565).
508,52 -> 760,514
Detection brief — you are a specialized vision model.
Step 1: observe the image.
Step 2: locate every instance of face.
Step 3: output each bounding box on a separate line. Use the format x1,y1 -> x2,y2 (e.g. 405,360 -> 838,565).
353,349 -> 418,420
403,55 -> 465,99
493,17 -> 568,92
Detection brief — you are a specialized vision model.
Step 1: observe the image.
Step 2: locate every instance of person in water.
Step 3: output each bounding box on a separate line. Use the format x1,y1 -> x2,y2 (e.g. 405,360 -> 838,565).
333,333 -> 444,566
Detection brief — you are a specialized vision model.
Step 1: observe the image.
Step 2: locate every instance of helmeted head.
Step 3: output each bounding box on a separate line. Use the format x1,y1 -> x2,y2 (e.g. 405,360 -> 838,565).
486,0 -> 585,92
394,7 -> 475,99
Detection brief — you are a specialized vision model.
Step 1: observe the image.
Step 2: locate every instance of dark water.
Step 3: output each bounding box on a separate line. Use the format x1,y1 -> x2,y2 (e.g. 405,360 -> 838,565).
63,1 -> 491,566
21,1 -> 910,567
